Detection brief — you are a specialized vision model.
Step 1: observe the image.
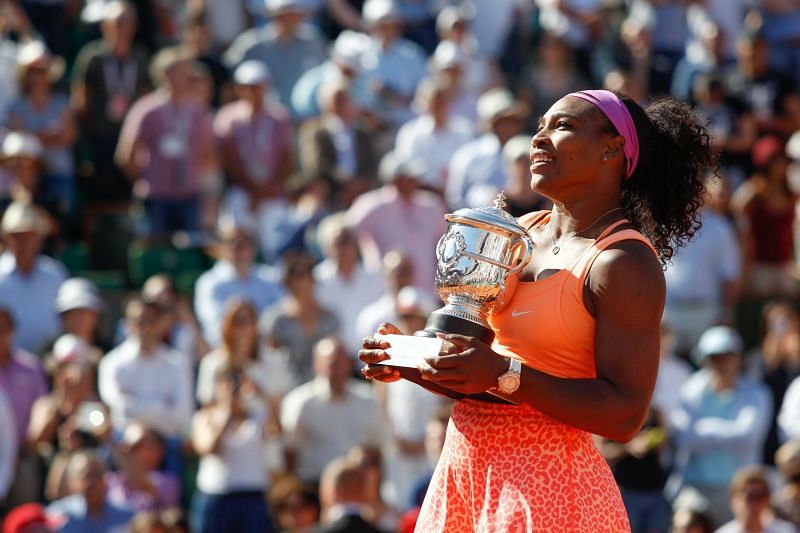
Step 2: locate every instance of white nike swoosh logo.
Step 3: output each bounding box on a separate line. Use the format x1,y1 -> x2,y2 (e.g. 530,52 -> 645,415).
511,310 -> 534,318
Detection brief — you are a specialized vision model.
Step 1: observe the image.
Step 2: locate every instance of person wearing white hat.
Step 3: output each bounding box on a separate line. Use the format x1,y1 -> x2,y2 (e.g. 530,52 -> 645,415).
359,0 -> 428,127
223,0 -> 326,113
667,325 -> 772,526
291,30 -> 373,120
394,76 -> 474,194
48,277 -> 105,356
346,150 -> 447,294
72,0 -> 150,203
445,87 -> 528,209
214,59 -> 293,243
0,131 -> 44,205
0,201 -> 67,353
8,40 -> 77,226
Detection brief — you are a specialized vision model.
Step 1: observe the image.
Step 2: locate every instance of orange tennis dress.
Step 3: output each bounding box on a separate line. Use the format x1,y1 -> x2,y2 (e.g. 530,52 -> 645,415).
414,212 -> 657,532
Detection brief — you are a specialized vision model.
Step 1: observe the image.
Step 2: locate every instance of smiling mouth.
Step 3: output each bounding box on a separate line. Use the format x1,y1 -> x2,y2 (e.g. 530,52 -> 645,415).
530,151 -> 555,165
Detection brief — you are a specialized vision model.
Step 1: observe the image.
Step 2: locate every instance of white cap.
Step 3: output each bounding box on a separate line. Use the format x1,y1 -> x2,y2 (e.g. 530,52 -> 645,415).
477,87 -> 527,124
55,278 -> 104,313
1,201 -> 49,235
331,31 -> 368,71
2,132 -> 43,160
378,151 -> 425,183
787,130 -> 800,160
692,325 -> 744,365
362,0 -> 402,25
264,0 -> 306,14
233,60 -> 271,86
430,41 -> 467,71
436,4 -> 472,34
502,135 -> 532,162
17,40 -> 65,82
52,334 -> 92,365
81,0 -> 129,23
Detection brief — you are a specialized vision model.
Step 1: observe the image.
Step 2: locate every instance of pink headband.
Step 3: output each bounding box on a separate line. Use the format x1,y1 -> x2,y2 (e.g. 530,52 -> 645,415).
567,90 -> 639,178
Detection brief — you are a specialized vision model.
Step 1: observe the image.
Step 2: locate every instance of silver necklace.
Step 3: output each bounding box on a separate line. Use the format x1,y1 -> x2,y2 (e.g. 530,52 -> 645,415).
547,207 -> 624,255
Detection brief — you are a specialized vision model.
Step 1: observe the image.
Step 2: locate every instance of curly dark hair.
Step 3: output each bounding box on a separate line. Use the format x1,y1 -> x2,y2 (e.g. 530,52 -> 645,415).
611,93 -> 717,264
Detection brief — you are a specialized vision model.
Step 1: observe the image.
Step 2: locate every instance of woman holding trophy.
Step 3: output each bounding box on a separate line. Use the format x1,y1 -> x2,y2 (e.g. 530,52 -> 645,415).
360,90 -> 716,531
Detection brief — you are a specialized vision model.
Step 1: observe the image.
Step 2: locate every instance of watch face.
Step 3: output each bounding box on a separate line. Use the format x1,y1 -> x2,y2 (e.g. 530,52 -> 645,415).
498,374 -> 520,394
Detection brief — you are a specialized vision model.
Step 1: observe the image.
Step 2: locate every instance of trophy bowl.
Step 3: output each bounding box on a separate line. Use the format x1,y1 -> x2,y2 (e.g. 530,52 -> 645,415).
419,192 -> 535,343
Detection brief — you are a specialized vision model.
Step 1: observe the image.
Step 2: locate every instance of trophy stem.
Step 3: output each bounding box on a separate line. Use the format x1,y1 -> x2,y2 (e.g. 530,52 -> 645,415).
419,295 -> 495,344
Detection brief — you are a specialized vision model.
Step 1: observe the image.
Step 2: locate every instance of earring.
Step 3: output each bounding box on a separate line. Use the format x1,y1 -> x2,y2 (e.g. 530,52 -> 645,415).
602,153 -> 609,161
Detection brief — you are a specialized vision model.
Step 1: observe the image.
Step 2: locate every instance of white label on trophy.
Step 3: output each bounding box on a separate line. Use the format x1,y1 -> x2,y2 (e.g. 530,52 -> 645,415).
374,334 -> 443,368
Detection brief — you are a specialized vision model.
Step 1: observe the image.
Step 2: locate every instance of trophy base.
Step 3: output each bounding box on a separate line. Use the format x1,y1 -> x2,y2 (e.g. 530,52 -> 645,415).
417,311 -> 495,344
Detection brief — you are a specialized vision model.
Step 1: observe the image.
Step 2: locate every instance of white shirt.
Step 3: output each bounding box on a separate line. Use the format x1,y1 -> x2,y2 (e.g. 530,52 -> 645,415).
445,133 -> 504,210
355,294 -> 398,344
98,339 -> 194,437
314,260 -> 386,354
0,252 -> 67,353
196,346 -> 296,406
778,374 -> 800,442
0,388 -> 16,500
280,377 -> 386,482
195,411 -> 270,494
652,354 -> 694,424
664,210 -> 741,304
394,114 -> 474,190
194,260 -> 285,346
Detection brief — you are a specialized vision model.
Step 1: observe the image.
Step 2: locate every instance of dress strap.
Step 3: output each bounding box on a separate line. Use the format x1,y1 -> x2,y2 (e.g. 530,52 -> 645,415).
518,210 -> 552,231
574,228 -> 658,283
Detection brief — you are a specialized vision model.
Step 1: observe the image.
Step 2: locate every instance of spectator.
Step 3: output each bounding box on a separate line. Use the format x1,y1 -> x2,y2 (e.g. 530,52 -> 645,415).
715,465 -> 795,533
51,277 -> 105,354
671,20 -> 728,103
98,298 -> 193,439
662,177 -> 742,357
731,135 -> 798,298
190,364 -> 277,533
534,0 -> 603,80
668,326 -> 772,525
424,41 -> 478,124
313,213 -> 385,355
268,476 -> 320,533
223,0 -> 326,111
723,28 -> 800,136
465,0 -> 520,65
779,373 -> 800,442
0,206 -> 68,355
71,0 -> 150,207
142,274 -> 209,365
280,337 -> 385,484
291,30 -> 372,121
671,507 -> 716,533
520,32 -> 589,130
354,251 -> 415,342
347,151 -> 447,294
759,1 -> 800,83
188,0 -> 250,53
0,132 -> 44,208
1,503 -> 58,533
258,252 -> 339,384
393,76 -> 474,194
749,300 -> 800,464
215,60 -> 293,239
8,41 -> 77,228
774,439 -> 800,527
598,406 -> 671,533
196,298 -> 294,409
298,79 -> 380,209
0,388 -> 16,506
347,445 -> 400,531
106,423 -> 181,512
46,450 -> 135,532
359,0 -> 428,127
194,220 -> 284,346
0,3 -> 34,125
316,456 -> 383,533
445,87 -> 528,209
114,46 -> 216,240
181,10 -> 232,109
652,322 -> 694,425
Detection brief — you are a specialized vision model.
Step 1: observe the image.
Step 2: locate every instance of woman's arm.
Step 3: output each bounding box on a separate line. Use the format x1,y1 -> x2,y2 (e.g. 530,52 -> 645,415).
191,409 -> 231,455
418,241 -> 664,442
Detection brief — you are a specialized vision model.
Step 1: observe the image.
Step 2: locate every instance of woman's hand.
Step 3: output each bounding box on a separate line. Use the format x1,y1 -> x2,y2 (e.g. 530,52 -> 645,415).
418,333 -> 507,395
359,323 -> 403,382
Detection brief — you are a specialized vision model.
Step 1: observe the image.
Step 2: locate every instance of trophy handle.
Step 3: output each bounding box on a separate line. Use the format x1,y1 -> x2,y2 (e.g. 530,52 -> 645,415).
506,235 -> 535,276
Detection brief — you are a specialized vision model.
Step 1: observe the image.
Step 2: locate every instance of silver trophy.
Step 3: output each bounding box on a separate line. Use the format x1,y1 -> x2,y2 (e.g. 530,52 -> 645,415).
418,192 -> 535,343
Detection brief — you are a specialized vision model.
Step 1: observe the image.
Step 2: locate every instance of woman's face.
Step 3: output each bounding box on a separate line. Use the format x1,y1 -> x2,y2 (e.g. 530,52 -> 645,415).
231,307 -> 256,343
530,96 -> 616,199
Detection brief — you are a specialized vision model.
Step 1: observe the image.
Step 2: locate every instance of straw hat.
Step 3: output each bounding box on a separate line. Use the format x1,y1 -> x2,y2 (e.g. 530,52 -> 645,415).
1,201 -> 49,236
17,40 -> 65,83
1,132 -> 43,162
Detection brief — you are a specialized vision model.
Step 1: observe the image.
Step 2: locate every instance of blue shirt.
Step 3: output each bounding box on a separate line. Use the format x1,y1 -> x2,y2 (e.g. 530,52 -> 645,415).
194,260 -> 285,346
47,495 -> 134,533
0,252 -> 67,352
670,369 -> 771,489
291,61 -> 373,120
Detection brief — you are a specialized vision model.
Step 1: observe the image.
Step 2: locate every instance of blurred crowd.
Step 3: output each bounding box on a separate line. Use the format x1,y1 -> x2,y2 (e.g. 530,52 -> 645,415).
0,0 -> 800,532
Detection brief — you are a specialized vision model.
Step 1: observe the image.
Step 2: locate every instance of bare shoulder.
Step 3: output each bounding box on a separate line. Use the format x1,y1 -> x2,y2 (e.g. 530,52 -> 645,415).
587,239 -> 665,319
